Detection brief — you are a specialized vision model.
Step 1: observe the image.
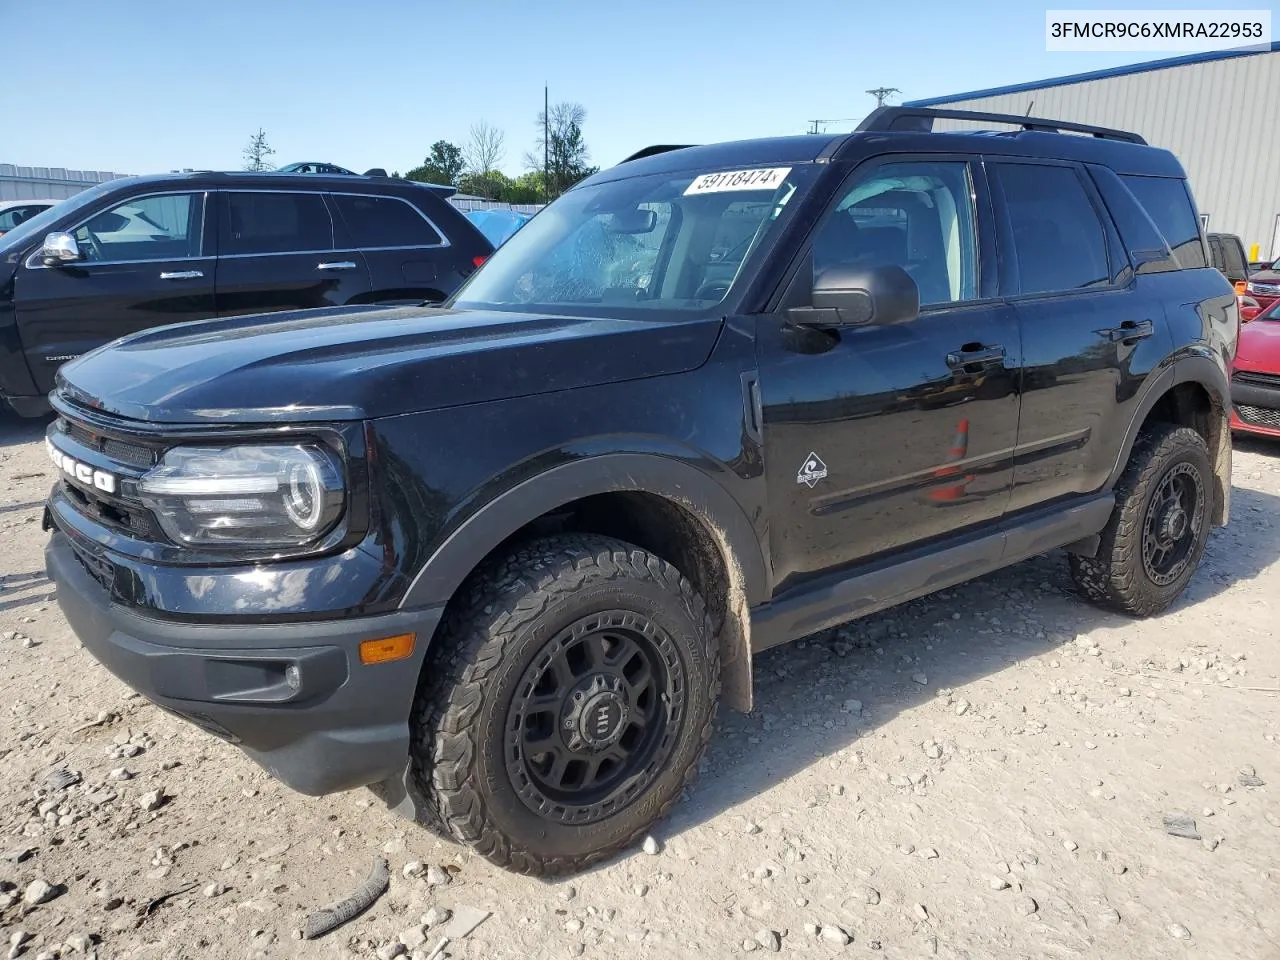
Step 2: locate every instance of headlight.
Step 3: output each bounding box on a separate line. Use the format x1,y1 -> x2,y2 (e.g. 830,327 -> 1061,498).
1248,281 -> 1280,296
138,444 -> 344,547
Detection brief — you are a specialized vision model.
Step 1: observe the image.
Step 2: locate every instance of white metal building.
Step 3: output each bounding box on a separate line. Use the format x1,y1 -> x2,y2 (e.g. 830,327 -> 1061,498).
0,164 -> 130,202
904,42 -> 1280,261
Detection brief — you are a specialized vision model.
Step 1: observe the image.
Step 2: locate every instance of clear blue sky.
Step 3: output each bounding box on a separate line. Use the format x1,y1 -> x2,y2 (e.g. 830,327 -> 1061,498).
6,0 -> 1249,176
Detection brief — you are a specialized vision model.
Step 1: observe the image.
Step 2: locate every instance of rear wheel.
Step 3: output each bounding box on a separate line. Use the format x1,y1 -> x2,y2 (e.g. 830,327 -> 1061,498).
1070,425 -> 1213,616
409,535 -> 719,875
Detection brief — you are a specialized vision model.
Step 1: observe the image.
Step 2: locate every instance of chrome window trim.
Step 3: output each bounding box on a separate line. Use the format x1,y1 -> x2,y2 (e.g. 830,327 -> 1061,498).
24,190 -> 209,270
216,246 -> 363,260
329,191 -> 451,250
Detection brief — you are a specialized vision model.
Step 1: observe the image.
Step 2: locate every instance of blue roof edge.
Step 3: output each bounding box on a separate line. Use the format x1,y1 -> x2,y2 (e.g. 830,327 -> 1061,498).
904,41 -> 1279,106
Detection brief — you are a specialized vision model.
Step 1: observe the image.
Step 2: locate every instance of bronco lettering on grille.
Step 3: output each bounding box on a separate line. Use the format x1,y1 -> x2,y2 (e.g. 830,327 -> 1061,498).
46,439 -> 119,494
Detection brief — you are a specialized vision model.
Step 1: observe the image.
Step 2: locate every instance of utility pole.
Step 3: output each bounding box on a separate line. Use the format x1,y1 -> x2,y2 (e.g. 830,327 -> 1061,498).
866,86 -> 900,108
543,85 -> 550,202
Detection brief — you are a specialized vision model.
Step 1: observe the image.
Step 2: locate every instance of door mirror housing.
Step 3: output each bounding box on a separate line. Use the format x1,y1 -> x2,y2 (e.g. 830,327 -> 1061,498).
41,232 -> 82,266
788,263 -> 920,329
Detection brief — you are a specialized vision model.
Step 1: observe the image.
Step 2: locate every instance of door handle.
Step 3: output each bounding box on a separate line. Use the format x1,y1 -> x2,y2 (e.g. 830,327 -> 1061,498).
317,261 -> 358,272
159,270 -> 204,280
946,343 -> 1005,370
1103,320 -> 1154,342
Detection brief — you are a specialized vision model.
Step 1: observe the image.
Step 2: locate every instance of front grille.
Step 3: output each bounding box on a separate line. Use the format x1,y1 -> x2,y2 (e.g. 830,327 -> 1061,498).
53,410 -> 163,541
1237,404 -> 1280,429
1232,371 -> 1280,390
61,481 -> 158,538
61,420 -> 157,467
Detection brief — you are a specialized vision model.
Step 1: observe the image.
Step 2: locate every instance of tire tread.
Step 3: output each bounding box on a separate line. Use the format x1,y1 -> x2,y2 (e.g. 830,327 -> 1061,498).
409,534 -> 719,876
1070,424 -> 1212,617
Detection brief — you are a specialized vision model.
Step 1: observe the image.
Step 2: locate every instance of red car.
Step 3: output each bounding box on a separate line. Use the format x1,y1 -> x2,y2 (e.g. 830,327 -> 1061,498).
1231,298 -> 1280,438
1247,261 -> 1280,313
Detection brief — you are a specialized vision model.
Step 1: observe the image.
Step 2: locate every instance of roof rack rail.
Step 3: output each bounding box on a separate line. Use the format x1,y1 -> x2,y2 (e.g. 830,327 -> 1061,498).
854,106 -> 1147,145
621,144 -> 697,163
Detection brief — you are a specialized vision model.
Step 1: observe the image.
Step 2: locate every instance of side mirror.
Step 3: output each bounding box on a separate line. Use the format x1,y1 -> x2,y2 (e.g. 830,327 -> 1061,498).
41,232 -> 82,266
788,262 -> 920,328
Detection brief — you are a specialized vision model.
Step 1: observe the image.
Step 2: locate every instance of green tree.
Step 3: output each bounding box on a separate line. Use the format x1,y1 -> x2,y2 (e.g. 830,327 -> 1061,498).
525,101 -> 598,201
504,172 -> 544,204
404,140 -> 465,186
242,128 -> 275,171
459,169 -> 515,200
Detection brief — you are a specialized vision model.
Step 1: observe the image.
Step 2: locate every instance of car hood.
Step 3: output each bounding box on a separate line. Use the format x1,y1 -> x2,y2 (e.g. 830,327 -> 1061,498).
1251,270 -> 1280,288
55,304 -> 723,423
1234,319 -> 1280,370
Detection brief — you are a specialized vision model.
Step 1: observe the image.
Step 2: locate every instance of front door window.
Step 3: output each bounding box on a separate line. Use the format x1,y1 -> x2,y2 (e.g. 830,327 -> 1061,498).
72,193 -> 203,262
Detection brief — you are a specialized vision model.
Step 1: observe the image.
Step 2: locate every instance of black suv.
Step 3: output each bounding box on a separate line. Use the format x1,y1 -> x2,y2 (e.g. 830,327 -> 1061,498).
0,172 -> 492,415
44,107 -> 1237,876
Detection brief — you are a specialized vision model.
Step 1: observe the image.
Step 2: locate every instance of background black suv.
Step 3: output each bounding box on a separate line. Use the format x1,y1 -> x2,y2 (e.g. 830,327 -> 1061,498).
0,172 -> 493,415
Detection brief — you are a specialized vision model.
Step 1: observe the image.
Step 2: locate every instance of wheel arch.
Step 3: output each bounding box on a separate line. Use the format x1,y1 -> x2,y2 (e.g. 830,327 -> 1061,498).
1107,355 -> 1231,526
400,453 -> 770,712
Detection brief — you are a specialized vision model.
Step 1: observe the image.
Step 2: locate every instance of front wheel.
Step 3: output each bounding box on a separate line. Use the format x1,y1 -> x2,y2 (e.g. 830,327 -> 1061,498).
1070,424 -> 1213,617
409,535 -> 719,876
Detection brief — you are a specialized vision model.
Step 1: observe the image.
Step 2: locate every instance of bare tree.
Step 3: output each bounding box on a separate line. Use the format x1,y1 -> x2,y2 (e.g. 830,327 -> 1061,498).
242,128 -> 276,171
464,121 -> 506,199
523,101 -> 595,201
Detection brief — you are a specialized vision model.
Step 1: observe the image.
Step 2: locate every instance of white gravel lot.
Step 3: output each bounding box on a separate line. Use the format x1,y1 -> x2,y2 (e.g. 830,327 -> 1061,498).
1,412 -> 1278,960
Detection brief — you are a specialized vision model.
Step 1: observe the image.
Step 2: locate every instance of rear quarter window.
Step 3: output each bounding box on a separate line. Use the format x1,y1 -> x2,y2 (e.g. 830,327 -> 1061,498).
1119,175 -> 1207,270
331,194 -> 444,249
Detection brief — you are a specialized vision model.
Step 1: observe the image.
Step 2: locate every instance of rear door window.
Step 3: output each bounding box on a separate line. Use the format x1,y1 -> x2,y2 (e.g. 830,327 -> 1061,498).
1120,175 -> 1207,270
993,163 -> 1110,295
330,194 -> 444,248
220,192 -> 334,255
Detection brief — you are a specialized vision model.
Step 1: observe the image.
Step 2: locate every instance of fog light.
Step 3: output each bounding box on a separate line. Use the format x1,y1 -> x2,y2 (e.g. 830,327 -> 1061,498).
285,664 -> 302,690
359,634 -> 416,665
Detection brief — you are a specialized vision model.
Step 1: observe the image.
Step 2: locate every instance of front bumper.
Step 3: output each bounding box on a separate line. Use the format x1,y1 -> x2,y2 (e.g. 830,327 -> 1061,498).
47,532 -> 442,795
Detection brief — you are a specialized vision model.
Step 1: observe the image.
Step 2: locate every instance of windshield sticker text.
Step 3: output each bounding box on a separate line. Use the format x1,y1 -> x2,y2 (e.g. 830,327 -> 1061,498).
684,167 -> 792,196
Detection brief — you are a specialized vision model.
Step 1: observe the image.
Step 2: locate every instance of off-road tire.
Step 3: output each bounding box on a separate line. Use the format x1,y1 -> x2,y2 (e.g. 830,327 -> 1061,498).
408,535 -> 719,876
1070,425 -> 1213,617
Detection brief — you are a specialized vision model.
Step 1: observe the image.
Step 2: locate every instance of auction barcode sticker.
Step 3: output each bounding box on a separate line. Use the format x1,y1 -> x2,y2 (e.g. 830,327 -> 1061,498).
684,167 -> 791,195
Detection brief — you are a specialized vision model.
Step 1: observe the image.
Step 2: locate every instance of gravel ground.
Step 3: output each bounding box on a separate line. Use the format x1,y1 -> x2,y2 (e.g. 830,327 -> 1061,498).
2,412 -> 1278,960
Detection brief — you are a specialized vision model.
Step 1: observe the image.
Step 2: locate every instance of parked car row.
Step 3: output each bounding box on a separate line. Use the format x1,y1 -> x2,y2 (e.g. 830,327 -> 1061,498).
0,171 -> 493,415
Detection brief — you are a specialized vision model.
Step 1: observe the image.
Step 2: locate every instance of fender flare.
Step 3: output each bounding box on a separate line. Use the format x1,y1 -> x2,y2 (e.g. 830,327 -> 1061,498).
400,452 -> 770,611
1105,354 -> 1231,523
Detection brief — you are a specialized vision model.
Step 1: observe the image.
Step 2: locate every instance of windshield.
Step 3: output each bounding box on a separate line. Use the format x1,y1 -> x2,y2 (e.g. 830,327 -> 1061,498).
0,182 -> 115,256
453,164 -> 815,316
1259,300 -> 1280,322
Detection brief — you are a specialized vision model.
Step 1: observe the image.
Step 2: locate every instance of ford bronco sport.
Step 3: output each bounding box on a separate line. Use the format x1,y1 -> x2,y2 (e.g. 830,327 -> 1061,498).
44,107 -> 1237,876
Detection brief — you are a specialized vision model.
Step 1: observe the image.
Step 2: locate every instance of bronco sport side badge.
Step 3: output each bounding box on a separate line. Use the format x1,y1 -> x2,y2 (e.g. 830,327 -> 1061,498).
796,452 -> 828,488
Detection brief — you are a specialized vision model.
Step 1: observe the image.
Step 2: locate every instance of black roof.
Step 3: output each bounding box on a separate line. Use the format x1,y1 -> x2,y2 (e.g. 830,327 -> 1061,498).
594,106 -> 1183,186
587,134 -> 846,184
92,171 -> 457,196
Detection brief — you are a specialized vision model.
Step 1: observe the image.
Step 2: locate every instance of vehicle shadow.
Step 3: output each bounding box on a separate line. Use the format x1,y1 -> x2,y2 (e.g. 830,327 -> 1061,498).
0,570 -> 54,615
632,482 -> 1280,862
0,407 -> 51,452
0,499 -> 46,516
